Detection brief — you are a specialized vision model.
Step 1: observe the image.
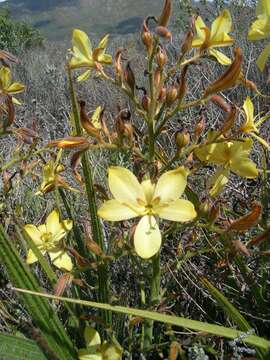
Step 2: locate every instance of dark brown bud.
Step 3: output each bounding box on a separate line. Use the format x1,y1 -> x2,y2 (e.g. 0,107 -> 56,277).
155,26 -> 172,40
158,0 -> 172,27
158,86 -> 167,102
210,95 -> 231,113
181,30 -> 194,56
141,19 -> 153,54
194,112 -> 206,140
124,61 -> 136,94
142,94 -> 151,111
79,100 -> 101,139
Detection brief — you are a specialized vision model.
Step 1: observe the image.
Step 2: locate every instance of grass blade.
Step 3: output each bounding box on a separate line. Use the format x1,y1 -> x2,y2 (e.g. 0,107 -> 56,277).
0,225 -> 76,360
14,288 -> 270,352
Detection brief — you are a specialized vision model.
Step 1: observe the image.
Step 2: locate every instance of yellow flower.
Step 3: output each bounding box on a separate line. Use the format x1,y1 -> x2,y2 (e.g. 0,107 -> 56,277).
195,139 -> 258,197
98,167 -> 197,259
0,66 -> 25,104
78,327 -> 122,360
24,209 -> 73,271
240,96 -> 270,149
195,139 -> 258,177
192,9 -> 234,65
35,159 -> 78,195
248,0 -> 270,71
69,29 -> 112,82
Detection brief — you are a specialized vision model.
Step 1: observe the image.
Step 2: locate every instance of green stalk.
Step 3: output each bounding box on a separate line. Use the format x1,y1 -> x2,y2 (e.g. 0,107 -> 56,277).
67,66 -> 111,327
143,252 -> 161,350
142,39 -> 162,351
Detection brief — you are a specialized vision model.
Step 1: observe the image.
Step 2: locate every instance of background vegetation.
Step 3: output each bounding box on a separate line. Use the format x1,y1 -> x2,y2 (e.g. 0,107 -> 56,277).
0,1 -> 270,359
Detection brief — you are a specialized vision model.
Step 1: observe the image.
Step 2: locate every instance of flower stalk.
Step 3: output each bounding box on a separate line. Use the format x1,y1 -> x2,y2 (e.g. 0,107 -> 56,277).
67,66 -> 112,327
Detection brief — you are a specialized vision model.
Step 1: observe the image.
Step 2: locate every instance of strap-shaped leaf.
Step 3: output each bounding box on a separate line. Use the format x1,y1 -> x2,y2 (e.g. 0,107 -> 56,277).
201,277 -> 268,360
14,288 -> 270,352
0,333 -> 47,360
0,225 -> 76,360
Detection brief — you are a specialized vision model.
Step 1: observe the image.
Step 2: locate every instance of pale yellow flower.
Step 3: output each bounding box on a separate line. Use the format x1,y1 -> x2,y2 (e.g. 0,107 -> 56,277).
24,209 -> 73,271
78,327 -> 122,360
0,66 -> 24,104
248,0 -> 270,71
69,29 -> 112,82
195,139 -> 258,196
240,96 -> 270,149
192,9 -> 234,65
98,167 -> 197,259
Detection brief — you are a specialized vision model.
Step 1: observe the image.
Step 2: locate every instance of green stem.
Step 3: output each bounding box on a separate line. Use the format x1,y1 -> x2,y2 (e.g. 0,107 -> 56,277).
67,66 -> 111,327
143,252 -> 161,350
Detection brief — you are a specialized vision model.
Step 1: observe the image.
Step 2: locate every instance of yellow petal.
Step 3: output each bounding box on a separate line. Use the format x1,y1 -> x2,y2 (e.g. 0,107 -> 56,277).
24,224 -> 42,245
108,166 -> 145,207
194,143 -> 217,162
84,327 -> 101,347
141,179 -> 155,204
256,42 -> 270,71
0,67 -> 11,89
207,168 -> 229,197
192,16 -> 207,47
153,167 -> 187,203
231,159 -> 258,178
91,106 -> 102,129
209,49 -> 232,65
98,54 -> 113,65
134,215 -> 161,259
46,209 -> 61,234
242,96 -> 257,133
38,224 -> 47,234
72,29 -> 92,60
155,199 -> 197,222
78,349 -> 102,360
257,0 -> 270,17
210,9 -> 234,47
46,210 -> 72,242
97,34 -> 110,49
7,82 -> 25,94
101,342 -> 122,360
98,199 -> 139,221
11,96 -> 22,105
26,249 -> 38,264
251,132 -> 270,149
77,70 -> 92,82
49,250 -> 73,271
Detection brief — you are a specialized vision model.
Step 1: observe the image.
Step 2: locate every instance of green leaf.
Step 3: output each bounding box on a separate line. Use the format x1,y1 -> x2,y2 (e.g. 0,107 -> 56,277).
201,277 -> 268,360
14,288 -> 270,353
201,277 -> 251,331
0,333 -> 47,360
0,225 -> 76,360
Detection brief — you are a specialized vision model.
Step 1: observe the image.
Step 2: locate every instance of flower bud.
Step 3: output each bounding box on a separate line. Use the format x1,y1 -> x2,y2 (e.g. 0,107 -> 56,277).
158,86 -> 167,102
155,26 -> 172,40
141,18 -> 153,54
154,68 -> 162,89
181,30 -> 194,56
166,86 -> 178,106
158,0 -> 172,27
124,61 -> 136,95
156,47 -> 168,68
124,122 -> 134,142
194,112 -> 206,140
175,130 -> 190,150
209,204 -> 220,223
142,94 -> 151,111
114,48 -> 123,81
